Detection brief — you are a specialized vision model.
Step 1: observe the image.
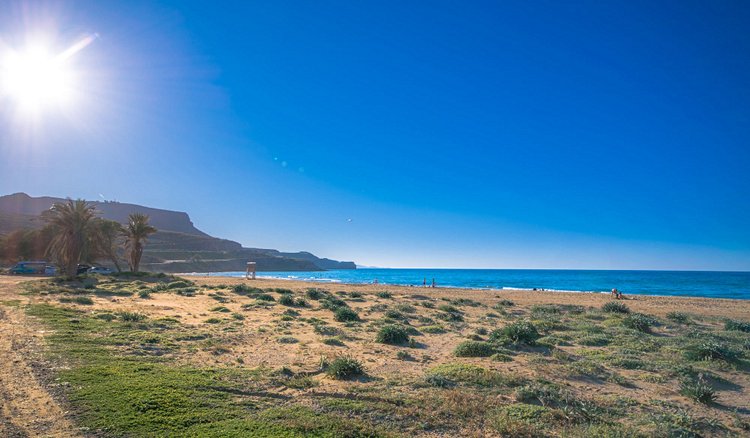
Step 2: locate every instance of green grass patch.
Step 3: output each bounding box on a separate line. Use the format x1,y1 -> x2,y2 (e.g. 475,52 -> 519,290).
26,303 -> 389,436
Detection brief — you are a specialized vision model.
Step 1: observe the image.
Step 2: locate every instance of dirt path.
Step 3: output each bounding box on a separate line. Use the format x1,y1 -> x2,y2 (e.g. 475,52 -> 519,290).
0,277 -> 80,438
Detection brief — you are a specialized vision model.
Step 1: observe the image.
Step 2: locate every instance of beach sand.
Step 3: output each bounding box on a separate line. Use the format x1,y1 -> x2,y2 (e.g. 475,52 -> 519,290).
1,274 -> 749,436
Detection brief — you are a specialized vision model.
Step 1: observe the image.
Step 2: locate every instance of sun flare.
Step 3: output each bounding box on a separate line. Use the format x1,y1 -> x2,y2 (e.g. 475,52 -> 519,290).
1,35 -> 96,113
1,48 -> 73,110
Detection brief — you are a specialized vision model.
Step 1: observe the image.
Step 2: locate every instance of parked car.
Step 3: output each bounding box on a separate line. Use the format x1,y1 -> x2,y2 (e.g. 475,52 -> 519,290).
76,264 -> 92,275
44,266 -> 57,276
88,266 -> 113,275
10,261 -> 48,275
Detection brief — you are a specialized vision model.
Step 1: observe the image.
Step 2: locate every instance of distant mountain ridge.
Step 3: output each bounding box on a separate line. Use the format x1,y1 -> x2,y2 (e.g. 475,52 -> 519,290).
0,193 -> 356,272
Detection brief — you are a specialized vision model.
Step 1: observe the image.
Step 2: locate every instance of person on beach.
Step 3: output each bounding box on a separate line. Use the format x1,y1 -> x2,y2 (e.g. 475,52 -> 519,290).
431,278 -> 436,288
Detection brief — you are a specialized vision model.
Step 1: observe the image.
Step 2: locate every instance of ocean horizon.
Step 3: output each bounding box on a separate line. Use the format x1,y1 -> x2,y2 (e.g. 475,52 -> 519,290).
189,268 -> 750,300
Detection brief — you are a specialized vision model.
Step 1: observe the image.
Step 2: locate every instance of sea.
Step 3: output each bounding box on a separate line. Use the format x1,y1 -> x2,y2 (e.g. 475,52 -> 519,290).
191,269 -> 750,300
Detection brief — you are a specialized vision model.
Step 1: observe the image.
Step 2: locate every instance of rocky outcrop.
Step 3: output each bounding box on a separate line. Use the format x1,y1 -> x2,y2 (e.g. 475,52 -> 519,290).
0,193 -> 356,272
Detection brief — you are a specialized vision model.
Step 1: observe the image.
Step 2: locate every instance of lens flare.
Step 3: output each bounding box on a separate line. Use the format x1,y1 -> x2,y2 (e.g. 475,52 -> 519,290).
0,34 -> 96,113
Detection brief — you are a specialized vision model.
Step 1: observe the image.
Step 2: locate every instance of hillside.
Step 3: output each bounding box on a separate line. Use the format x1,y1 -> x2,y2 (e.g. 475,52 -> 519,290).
0,193 -> 356,272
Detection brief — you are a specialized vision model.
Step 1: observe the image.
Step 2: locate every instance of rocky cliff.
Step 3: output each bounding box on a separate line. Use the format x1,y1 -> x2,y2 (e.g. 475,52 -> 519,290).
0,193 -> 356,272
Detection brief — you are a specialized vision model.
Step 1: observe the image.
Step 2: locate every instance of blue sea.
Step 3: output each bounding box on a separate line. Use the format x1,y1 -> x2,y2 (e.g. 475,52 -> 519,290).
195,269 -> 750,300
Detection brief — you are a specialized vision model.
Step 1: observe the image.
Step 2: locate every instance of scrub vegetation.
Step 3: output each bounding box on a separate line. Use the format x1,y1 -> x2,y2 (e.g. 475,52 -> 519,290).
3,275 -> 749,437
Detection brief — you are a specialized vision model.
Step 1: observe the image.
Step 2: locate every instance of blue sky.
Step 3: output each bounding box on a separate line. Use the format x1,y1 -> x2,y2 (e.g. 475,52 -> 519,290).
1,1 -> 749,270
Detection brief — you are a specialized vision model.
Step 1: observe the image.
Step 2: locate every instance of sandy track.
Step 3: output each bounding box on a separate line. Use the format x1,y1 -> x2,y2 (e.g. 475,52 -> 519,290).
0,277 -> 80,438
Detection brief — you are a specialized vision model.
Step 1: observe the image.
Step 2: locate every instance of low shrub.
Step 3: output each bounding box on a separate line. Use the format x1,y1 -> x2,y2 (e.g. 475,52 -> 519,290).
326,356 -> 365,379
424,374 -> 454,388
491,320 -> 541,346
428,363 -> 524,388
396,350 -> 412,360
60,296 -> 94,305
531,304 -> 561,316
622,313 -> 656,333
138,290 -> 151,299
421,325 -> 446,334
438,304 -> 460,313
233,284 -> 263,295
95,313 -> 116,322
334,307 -> 360,322
725,319 -> 750,333
436,311 -> 464,322
491,353 -> 513,362
256,294 -> 275,302
454,341 -> 495,357
313,324 -> 341,336
321,297 -> 347,310
450,298 -> 481,307
322,338 -> 345,346
118,311 -> 146,322
376,324 -> 410,345
210,306 -> 230,313
277,336 -> 298,344
680,375 -> 717,404
385,309 -> 405,320
683,339 -> 739,362
396,303 -> 417,313
166,280 -> 193,289
305,288 -> 325,300
666,311 -> 690,324
602,301 -> 630,314
514,382 -> 564,405
278,294 -> 295,306
513,382 -> 602,423
376,291 -> 392,299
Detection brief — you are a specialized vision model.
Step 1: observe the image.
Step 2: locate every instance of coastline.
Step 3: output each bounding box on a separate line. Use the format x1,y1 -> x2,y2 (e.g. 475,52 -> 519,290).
181,270 -> 750,302
188,275 -> 750,320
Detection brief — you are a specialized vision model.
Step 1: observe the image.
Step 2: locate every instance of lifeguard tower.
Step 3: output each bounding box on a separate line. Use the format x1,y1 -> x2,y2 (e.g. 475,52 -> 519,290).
245,262 -> 257,280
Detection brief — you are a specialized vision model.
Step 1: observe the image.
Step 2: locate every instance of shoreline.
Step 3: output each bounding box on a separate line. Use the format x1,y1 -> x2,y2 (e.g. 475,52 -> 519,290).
187,275 -> 750,319
181,271 -> 750,302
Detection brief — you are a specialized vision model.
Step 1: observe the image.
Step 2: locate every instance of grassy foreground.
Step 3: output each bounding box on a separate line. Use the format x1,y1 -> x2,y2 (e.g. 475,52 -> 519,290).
7,274 -> 750,436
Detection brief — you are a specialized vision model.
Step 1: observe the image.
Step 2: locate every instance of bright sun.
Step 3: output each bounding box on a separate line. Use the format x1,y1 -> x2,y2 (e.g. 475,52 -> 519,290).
1,47 -> 74,111
1,35 -> 96,113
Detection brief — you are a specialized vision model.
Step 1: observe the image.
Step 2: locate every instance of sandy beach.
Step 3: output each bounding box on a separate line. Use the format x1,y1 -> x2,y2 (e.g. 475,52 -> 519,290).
1,274 -> 749,436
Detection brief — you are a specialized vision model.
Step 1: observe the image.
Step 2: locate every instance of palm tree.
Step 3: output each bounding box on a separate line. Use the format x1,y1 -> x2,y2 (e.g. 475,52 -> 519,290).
122,213 -> 157,273
43,199 -> 99,278
93,219 -> 125,272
